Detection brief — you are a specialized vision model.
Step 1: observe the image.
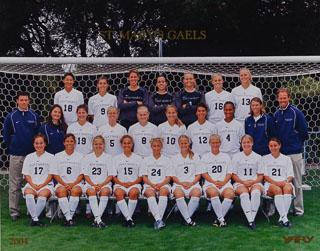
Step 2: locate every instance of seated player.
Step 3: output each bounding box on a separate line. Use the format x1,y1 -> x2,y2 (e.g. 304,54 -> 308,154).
232,134 -> 263,230
171,135 -> 202,227
113,135 -> 143,228
262,138 -> 294,228
83,136 -> 115,229
52,133 -> 84,227
202,134 -> 234,227
141,138 -> 172,230
22,134 -> 55,227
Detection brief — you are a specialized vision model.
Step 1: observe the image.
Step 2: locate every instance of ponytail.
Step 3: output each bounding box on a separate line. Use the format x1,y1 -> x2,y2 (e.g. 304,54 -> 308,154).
166,105 -> 184,127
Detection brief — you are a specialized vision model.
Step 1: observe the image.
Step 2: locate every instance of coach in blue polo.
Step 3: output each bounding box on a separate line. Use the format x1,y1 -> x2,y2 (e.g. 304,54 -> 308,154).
3,91 -> 40,220
274,88 -> 308,217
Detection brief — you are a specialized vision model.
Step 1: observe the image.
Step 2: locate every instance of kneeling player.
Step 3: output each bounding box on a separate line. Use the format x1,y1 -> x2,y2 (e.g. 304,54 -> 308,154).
113,135 -> 142,228
202,134 -> 234,227
262,138 -> 294,228
53,133 -> 84,227
83,136 -> 115,228
141,138 -> 172,229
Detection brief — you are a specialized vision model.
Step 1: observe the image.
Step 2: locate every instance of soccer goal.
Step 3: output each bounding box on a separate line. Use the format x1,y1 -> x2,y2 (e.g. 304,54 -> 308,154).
0,56 -> 319,188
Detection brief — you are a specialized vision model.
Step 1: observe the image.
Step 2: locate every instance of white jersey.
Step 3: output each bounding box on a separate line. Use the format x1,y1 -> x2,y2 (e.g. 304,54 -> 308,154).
205,90 -> 232,124
67,122 -> 97,155
82,152 -> 116,184
98,123 -> 127,156
52,151 -> 83,183
261,153 -> 294,182
201,151 -> 232,183
171,153 -> 203,183
140,155 -> 174,184
231,84 -> 262,123
54,88 -> 84,125
231,151 -> 263,181
187,120 -> 216,157
215,119 -> 244,155
128,122 -> 158,157
88,93 -> 117,128
22,151 -> 56,185
113,153 -> 142,183
158,121 -> 187,157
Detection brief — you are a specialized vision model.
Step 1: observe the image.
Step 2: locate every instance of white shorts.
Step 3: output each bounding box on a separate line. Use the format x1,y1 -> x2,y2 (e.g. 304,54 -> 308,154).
55,182 -> 84,195
142,184 -> 171,196
233,182 -> 263,191
84,184 -> 112,195
203,182 -> 233,198
22,183 -> 54,198
263,182 -> 295,197
113,184 -> 142,195
172,183 -> 202,198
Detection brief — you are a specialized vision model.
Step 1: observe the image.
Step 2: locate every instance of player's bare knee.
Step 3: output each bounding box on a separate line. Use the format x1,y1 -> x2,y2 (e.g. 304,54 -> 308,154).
159,188 -> 169,196
86,188 -> 96,197
100,188 -> 110,197
223,188 -> 234,199
283,185 -> 293,194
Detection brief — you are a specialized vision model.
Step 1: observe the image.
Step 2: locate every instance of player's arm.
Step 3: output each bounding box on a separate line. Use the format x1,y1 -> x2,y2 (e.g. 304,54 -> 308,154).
252,173 -> 263,184
25,175 -> 38,190
53,175 -> 68,187
219,173 -> 232,187
70,174 -> 84,188
202,172 -> 217,185
99,175 -> 113,187
143,175 -> 155,188
156,176 -> 171,188
84,175 -> 96,186
264,175 -> 282,187
127,176 -> 142,187
3,115 -> 13,148
232,173 -> 245,184
38,174 -> 53,189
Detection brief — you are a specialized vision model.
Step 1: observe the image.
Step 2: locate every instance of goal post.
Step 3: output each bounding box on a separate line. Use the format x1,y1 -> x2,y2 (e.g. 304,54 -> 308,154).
0,56 -> 319,188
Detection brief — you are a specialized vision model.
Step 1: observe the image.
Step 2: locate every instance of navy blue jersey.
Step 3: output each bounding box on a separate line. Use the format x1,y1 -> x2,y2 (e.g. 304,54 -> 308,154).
39,123 -> 66,154
149,92 -> 175,125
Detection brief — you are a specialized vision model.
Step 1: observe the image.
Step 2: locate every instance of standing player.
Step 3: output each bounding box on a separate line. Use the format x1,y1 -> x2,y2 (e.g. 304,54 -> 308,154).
22,134 -> 55,227
187,103 -> 216,157
274,88 -> 308,217
54,73 -> 84,125
215,102 -> 244,159
88,76 -> 117,129
262,138 -> 294,228
83,136 -> 115,228
158,105 -> 186,157
202,134 -> 234,227
171,135 -> 202,227
245,97 -> 276,156
232,135 -> 264,229
149,75 -> 175,126
3,91 -> 40,220
118,69 -> 149,130
231,68 -> 262,125
175,72 -> 205,127
128,106 -> 158,158
205,74 -> 232,124
52,134 -> 84,227
113,135 -> 143,228
140,138 -> 172,229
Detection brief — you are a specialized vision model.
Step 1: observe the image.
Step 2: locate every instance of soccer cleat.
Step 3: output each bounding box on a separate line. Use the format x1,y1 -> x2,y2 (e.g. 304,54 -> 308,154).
219,220 -> 227,227
97,221 -> 107,229
186,220 -> 198,227
278,221 -> 284,227
212,219 -> 219,227
28,219 -> 46,227
91,221 -> 98,228
155,220 -> 166,230
127,220 -> 135,228
284,220 -> 293,228
248,221 -> 256,230
68,219 -> 75,227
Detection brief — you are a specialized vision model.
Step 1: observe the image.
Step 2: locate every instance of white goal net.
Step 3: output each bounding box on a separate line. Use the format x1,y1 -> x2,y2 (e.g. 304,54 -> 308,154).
0,57 -> 319,189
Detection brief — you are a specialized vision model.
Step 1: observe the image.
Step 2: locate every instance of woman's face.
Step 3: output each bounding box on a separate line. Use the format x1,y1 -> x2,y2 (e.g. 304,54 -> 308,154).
196,106 -> 207,120
34,137 -> 46,152
51,107 -> 62,121
209,137 -> 221,150
63,75 -> 74,89
151,141 -> 162,154
63,136 -> 76,151
183,73 -> 195,89
137,109 -> 149,123
241,137 -> 253,152
121,138 -> 133,152
239,69 -> 251,85
97,79 -> 108,92
107,108 -> 119,122
166,107 -> 177,122
77,108 -> 88,122
128,72 -> 139,87
224,104 -> 235,119
93,138 -> 105,154
212,75 -> 223,90
251,100 -> 262,115
269,140 -> 281,155
156,77 -> 167,92
179,137 -> 190,151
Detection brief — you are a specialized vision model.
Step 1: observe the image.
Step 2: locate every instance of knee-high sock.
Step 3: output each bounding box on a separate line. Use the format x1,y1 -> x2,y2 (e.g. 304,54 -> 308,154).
251,189 -> 261,221
89,196 -> 101,224
283,194 -> 292,214
147,197 -> 161,221
86,203 -> 91,214
188,197 -> 200,217
117,199 -> 131,221
221,198 -> 233,217
36,196 -> 47,218
274,195 -> 288,222
58,197 -> 71,221
98,196 -> 109,218
26,194 -> 38,221
69,196 -> 79,218
211,196 -> 223,220
158,196 -> 168,219
240,193 -> 253,222
128,200 -> 137,218
176,197 -> 191,223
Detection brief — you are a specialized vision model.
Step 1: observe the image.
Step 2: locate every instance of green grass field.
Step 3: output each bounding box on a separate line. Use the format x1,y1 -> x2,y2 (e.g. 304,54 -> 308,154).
1,188 -> 319,251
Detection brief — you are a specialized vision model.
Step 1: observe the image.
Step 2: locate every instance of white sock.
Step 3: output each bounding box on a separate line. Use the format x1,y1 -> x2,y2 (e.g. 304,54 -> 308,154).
36,196 -> 47,218
117,199 -> 131,221
26,194 -> 38,221
89,196 -> 101,224
69,196 -> 79,218
158,196 -> 168,219
176,197 -> 191,223
188,197 -> 200,217
128,200 -> 138,218
211,196 -> 223,221
240,193 -> 253,222
115,203 -> 120,214
58,197 -> 72,221
98,196 -> 109,218
274,195 -> 288,222
222,198 -> 233,217
283,194 -> 292,214
147,197 -> 161,221
251,189 -> 261,221
86,203 -> 91,214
